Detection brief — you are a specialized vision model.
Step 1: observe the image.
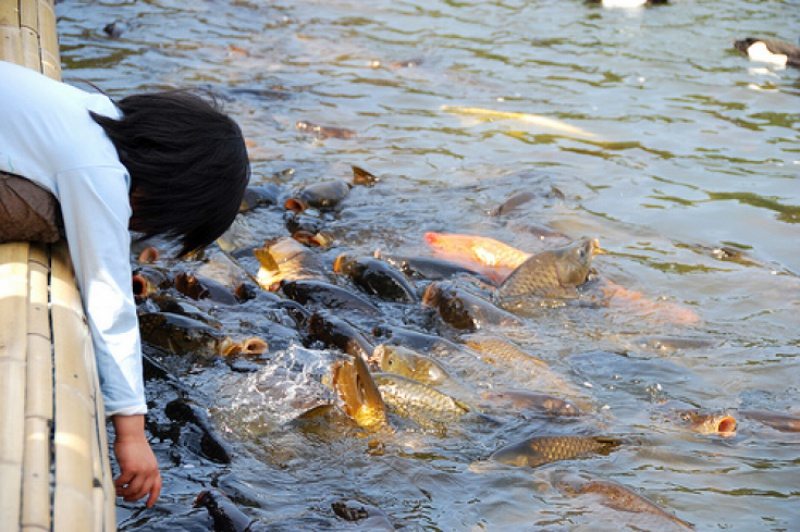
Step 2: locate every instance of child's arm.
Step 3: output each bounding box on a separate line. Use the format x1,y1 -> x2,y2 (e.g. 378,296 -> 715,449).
112,414 -> 161,508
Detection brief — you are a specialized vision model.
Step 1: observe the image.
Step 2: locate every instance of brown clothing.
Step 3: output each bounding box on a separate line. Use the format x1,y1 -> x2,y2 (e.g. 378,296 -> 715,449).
0,171 -> 64,243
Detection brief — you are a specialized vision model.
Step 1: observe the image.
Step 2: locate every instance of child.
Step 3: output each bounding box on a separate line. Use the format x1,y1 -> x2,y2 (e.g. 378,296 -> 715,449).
0,60 -> 250,507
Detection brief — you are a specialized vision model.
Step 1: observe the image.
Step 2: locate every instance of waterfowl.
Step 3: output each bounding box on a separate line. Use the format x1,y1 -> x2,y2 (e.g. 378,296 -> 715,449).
734,37 -> 800,68
589,0 -> 667,8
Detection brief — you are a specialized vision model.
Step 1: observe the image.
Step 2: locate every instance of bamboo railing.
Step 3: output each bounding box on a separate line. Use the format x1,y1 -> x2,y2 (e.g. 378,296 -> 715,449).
0,0 -> 117,530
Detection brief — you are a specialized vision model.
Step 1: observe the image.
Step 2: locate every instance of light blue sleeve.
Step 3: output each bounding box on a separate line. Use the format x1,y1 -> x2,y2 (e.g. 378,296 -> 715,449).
55,165 -> 147,416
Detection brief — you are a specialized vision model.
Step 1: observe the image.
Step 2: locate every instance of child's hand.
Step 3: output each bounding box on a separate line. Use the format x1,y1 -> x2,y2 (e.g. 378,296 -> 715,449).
112,414 -> 162,508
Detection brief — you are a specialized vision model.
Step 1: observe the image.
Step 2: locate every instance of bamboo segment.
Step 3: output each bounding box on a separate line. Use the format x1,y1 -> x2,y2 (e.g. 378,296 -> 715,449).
21,416 -> 51,531
0,241 -> 31,532
36,0 -> 57,78
0,25 -> 23,63
0,0 -> 18,25
50,242 -> 100,530
20,25 -> 41,70
20,0 -> 38,30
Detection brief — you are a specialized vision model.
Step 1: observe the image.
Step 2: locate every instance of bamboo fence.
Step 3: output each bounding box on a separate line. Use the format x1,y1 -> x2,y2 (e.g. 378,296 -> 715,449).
1,0 -> 117,530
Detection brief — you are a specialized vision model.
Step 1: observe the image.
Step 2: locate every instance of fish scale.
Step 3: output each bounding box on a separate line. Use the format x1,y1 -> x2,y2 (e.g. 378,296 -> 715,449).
491,435 -> 619,468
373,373 -> 470,426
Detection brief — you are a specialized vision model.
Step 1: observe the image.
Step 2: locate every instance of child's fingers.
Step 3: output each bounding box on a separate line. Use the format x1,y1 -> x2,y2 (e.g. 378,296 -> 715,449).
146,475 -> 162,508
122,475 -> 146,502
114,471 -> 135,494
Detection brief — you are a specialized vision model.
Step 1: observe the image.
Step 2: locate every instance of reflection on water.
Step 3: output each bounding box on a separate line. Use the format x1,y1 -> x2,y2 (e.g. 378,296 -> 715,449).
57,0 -> 799,529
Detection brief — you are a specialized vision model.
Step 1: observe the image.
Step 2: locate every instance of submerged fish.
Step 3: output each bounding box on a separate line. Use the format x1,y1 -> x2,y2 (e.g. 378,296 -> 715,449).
307,312 -> 375,362
194,489 -> 258,532
333,254 -> 418,303
373,372 -> 470,429
490,435 -> 620,468
740,410 -> 800,433
481,390 -> 582,417
440,105 -> 598,139
331,355 -> 389,431
553,472 -> 694,530
281,279 -> 382,315
372,344 -> 451,386
377,252 -> 493,284
296,120 -> 357,140
497,238 -> 603,301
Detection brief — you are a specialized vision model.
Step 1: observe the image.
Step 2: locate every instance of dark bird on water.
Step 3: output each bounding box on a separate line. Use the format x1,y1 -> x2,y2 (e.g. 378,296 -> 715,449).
733,37 -> 800,68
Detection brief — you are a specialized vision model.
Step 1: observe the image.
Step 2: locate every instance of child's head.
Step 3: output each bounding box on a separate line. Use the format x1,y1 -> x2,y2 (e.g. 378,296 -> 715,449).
91,90 -> 250,256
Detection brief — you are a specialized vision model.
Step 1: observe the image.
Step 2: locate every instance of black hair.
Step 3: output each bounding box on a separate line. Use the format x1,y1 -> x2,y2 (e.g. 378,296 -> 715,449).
90,91 -> 250,256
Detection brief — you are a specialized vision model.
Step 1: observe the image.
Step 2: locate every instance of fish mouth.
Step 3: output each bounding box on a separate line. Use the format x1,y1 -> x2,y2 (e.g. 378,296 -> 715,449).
284,197 -> 309,213
332,355 -> 388,430
421,283 -> 441,307
716,415 -> 737,435
590,238 -> 606,255
332,253 -> 347,273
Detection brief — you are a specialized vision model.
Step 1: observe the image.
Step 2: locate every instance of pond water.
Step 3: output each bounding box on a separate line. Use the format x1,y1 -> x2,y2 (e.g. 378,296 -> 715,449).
56,0 -> 799,530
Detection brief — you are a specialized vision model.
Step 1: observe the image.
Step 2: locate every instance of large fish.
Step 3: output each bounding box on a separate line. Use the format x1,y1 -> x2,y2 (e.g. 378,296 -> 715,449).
372,344 -> 451,386
306,312 -> 375,362
424,231 -> 531,284
552,472 -> 694,530
373,372 -> 470,429
481,390 -> 582,418
497,238 -> 602,301
422,280 -> 523,331
331,355 -> 389,431
254,237 -> 326,290
333,254 -> 418,303
678,410 -> 736,437
490,435 -> 620,468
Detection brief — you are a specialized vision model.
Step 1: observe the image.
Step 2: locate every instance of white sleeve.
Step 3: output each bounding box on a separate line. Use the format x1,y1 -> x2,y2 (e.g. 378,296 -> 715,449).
55,165 -> 147,416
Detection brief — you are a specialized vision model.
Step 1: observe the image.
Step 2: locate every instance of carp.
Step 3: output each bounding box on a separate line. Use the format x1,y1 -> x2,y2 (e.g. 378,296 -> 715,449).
373,372 -> 470,429
481,390 -> 582,417
281,279 -> 382,315
422,281 -> 523,331
679,410 -> 737,437
376,252 -> 493,284
295,120 -> 356,140
174,271 -> 238,305
306,312 -> 375,362
239,183 -> 280,213
740,410 -> 800,432
490,435 -> 620,468
333,254 -> 418,303
497,237 -> 603,301
424,231 -> 531,284
372,344 -> 451,386
552,472 -> 694,530
254,237 -> 326,290
331,355 -> 389,431
194,489 -> 258,532
284,179 -> 351,212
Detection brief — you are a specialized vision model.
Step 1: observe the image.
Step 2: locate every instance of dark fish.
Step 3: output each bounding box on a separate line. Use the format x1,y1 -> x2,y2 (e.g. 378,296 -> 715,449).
239,183 -> 280,212
333,254 -> 418,303
490,190 -> 538,216
331,499 -> 393,530
174,271 -> 238,305
102,20 -> 128,38
194,489 -> 256,532
284,179 -> 352,212
371,324 -> 465,356
497,237 -> 603,301
284,210 -> 326,235
165,399 -> 232,463
378,252 -> 494,284
306,312 -> 375,361
138,312 -> 225,358
422,281 -> 523,331
490,435 -> 620,468
740,410 -> 800,432
281,279 -> 382,315
296,120 -> 357,140
131,265 -> 170,301
553,472 -> 694,530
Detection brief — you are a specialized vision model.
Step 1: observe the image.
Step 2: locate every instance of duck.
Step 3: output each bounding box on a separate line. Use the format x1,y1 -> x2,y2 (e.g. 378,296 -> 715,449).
734,37 -> 800,68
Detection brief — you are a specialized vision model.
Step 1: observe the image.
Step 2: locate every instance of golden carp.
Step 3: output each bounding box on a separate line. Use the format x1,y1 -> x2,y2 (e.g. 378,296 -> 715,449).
254,237 -> 326,291
422,281 -> 523,331
679,410 -> 737,437
440,105 -> 599,139
331,355 -> 389,431
372,344 -> 451,386
490,435 -> 620,468
373,372 -> 470,428
333,254 -> 418,303
740,410 -> 800,432
553,472 -> 694,530
424,231 -> 530,284
497,238 -> 603,301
